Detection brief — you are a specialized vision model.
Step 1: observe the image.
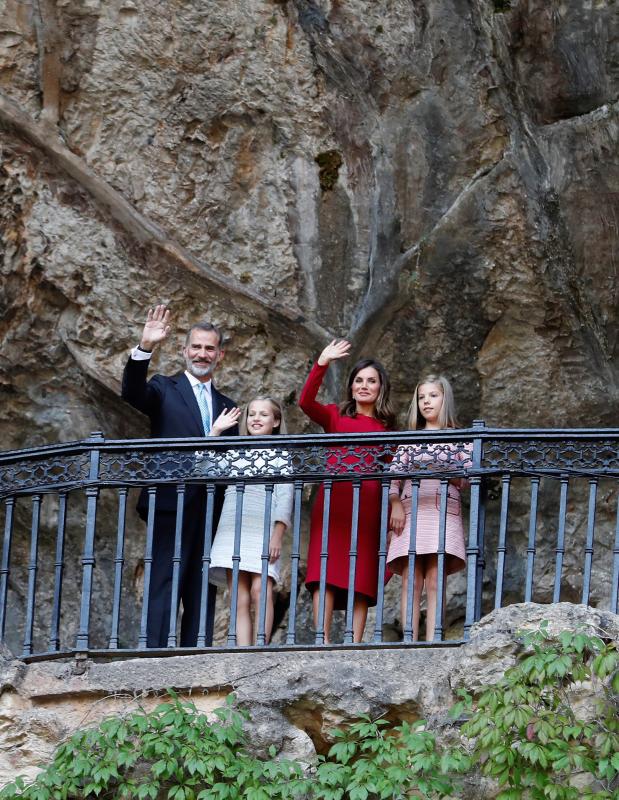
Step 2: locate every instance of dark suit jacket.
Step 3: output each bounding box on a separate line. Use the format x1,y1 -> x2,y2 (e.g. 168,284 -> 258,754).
122,357 -> 238,518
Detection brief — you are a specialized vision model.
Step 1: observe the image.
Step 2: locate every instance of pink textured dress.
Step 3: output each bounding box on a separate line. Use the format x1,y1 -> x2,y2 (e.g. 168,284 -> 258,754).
387,441 -> 471,575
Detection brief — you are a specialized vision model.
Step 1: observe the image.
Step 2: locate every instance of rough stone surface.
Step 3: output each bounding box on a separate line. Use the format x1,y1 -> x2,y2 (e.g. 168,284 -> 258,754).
0,603 -> 617,791
0,1 -> 618,653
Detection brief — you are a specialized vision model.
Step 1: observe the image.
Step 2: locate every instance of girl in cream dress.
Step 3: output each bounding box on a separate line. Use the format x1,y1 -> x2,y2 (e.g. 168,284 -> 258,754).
209,397 -> 293,644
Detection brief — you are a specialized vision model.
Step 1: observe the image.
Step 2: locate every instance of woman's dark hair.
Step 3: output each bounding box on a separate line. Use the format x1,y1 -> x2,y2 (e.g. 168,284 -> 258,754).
339,358 -> 396,429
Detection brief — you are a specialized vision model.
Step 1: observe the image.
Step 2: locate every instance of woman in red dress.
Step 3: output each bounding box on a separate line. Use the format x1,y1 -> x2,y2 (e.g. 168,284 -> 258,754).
300,339 -> 396,643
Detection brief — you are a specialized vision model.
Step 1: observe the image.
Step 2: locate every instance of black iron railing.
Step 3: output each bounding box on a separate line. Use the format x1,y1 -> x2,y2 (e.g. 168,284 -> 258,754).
0,424 -> 618,661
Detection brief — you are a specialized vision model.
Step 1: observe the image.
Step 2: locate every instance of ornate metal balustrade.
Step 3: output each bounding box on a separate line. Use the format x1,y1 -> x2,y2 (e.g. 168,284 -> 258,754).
0,423 -> 618,662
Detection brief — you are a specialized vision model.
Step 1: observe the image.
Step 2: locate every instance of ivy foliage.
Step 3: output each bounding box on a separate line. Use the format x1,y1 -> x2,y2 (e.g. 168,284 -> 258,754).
307,716 -> 470,799
0,693 -> 465,800
453,623 -> 619,800
0,693 -> 302,800
0,625 -> 617,800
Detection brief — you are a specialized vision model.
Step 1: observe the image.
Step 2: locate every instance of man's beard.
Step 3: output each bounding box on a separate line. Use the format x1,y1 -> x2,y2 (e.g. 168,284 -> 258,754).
185,357 -> 214,378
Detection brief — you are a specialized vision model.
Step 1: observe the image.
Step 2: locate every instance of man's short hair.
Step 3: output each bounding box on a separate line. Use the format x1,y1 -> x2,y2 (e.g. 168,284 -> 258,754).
184,321 -> 225,347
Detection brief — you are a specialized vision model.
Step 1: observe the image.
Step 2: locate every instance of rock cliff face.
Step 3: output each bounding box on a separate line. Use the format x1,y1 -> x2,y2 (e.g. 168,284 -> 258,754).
0,1 -> 618,645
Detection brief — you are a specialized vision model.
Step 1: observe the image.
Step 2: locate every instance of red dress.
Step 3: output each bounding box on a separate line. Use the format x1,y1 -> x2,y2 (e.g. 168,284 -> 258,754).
300,362 -> 389,608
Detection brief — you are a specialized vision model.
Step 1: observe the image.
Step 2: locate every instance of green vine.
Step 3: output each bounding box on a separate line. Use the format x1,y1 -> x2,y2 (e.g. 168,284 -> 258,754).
1,626 -> 617,800
0,694 -> 302,800
453,623 -> 619,799
306,716 -> 469,799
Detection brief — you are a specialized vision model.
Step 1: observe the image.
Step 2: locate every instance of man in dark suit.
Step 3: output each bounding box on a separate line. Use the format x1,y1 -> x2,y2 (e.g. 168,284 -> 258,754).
122,305 -> 240,648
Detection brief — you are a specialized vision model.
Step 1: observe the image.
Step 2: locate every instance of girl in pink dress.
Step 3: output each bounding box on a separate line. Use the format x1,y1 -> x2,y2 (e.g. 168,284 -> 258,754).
300,339 -> 396,643
387,375 -> 470,641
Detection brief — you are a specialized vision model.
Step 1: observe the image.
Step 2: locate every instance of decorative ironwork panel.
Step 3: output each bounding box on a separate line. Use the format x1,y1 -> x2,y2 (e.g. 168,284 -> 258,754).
196,448 -> 294,479
483,440 -> 619,472
0,453 -> 90,497
99,450 -> 202,483
98,442 -> 478,484
289,444 -> 398,477
387,442 -> 473,476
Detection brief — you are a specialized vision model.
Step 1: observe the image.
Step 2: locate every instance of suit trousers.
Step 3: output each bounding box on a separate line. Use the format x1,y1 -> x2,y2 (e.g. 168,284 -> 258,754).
146,496 -> 217,648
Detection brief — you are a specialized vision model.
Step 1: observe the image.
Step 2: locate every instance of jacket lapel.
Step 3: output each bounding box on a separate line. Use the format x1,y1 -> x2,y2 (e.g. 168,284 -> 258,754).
172,373 -> 205,436
211,386 -> 226,420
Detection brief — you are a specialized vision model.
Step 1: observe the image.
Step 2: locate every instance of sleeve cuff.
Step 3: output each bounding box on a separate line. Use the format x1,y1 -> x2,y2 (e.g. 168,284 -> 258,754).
131,346 -> 152,361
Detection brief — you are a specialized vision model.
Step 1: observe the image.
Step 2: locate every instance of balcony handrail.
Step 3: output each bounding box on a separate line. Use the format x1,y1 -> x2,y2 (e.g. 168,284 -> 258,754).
2,425 -> 619,461
1,430 -> 618,498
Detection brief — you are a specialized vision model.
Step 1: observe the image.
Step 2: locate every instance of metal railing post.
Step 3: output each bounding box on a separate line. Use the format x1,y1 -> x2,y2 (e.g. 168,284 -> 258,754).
553,474 -> 569,604
197,483 -> 216,648
433,480 -> 449,642
315,479 -> 332,646
256,483 -> 274,646
475,480 -> 487,622
494,474 -> 511,610
139,486 -> 157,649
285,480 -> 304,645
463,420 -> 484,640
0,497 -> 15,642
372,478 -> 391,643
344,479 -> 361,644
167,484 -> 186,648
75,431 -> 104,654
108,488 -> 127,650
611,491 -> 619,615
22,494 -> 42,657
581,478 -> 597,606
49,492 -> 68,652
524,477 -> 540,603
227,483 -> 246,647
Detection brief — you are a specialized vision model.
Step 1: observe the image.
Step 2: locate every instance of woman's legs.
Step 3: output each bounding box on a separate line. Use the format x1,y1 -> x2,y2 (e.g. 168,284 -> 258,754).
250,574 -> 274,644
352,595 -> 369,643
227,570 -> 253,645
312,587 -> 335,643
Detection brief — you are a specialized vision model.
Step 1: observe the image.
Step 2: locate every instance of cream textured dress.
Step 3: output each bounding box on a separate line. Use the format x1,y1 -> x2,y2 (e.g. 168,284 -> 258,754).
387,442 -> 472,575
209,450 -> 293,586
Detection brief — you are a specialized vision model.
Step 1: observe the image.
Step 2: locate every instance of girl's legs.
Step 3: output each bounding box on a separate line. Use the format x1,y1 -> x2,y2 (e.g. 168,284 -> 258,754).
399,563 -> 410,638
399,562 -> 423,641
412,560 -> 425,641
226,570 -> 253,646
312,587 -> 335,644
423,556 -> 439,641
250,574 -> 274,644
352,595 -> 369,643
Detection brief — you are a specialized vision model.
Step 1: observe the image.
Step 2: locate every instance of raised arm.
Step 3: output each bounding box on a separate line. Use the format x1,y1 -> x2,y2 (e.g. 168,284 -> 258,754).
138,305 -> 172,352
299,339 -> 351,430
121,305 -> 172,415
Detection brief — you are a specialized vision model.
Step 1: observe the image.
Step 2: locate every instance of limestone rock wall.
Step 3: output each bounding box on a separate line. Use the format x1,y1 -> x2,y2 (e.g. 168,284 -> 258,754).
0,1 -> 618,646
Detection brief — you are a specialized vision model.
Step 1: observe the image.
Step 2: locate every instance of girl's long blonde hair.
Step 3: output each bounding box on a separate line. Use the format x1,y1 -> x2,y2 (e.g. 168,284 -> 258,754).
407,374 -> 460,430
239,396 -> 288,435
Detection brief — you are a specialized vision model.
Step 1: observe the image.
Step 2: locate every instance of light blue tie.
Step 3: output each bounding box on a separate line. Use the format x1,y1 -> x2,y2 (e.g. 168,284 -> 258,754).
196,383 -> 211,435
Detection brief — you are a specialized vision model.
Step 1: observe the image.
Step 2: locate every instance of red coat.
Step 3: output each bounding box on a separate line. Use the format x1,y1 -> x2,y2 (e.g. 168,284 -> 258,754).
300,362 -> 390,608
